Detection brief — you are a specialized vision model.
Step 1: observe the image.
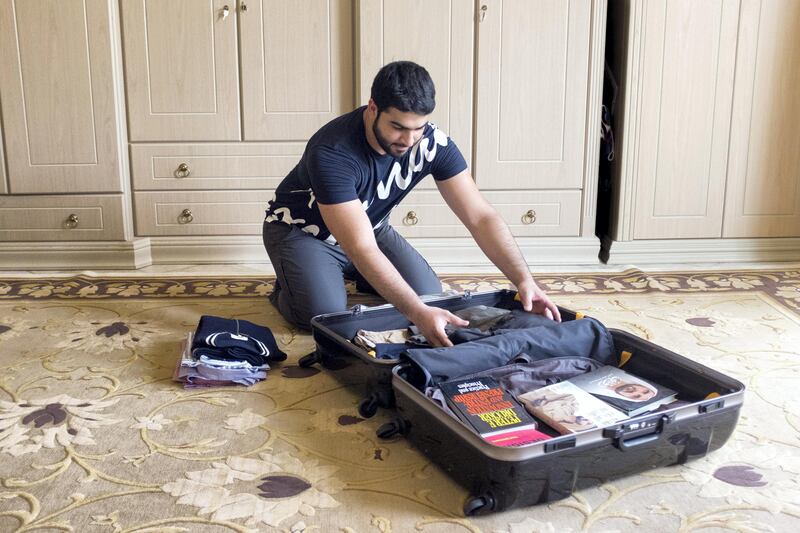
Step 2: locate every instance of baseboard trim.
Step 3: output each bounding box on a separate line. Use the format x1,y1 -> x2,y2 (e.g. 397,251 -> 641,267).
605,237 -> 800,264
148,235 -> 602,270
1,235 -> 604,271
413,236 -> 603,269
149,235 -> 269,265
5,235 -> 798,271
0,238 -> 153,270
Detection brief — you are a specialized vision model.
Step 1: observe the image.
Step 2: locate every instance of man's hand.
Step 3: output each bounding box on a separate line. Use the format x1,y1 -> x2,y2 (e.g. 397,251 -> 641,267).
408,305 -> 469,348
437,174 -> 561,324
517,279 -> 561,322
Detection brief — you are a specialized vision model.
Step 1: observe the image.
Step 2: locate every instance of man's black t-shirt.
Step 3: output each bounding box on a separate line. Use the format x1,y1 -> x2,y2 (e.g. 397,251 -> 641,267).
264,106 -> 468,243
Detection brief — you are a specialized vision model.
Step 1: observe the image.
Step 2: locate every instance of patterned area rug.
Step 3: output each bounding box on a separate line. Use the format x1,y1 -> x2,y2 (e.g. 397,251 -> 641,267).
1,269 -> 799,533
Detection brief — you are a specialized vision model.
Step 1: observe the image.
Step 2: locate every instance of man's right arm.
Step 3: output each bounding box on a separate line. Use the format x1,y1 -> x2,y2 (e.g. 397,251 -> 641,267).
318,200 -> 467,347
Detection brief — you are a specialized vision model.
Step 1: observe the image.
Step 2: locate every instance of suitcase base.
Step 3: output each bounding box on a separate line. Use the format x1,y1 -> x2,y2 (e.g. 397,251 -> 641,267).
311,290 -> 745,514
389,371 -> 739,514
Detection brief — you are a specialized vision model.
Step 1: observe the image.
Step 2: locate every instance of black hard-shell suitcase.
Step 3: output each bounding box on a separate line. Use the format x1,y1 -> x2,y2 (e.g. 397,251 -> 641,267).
308,289 -> 744,515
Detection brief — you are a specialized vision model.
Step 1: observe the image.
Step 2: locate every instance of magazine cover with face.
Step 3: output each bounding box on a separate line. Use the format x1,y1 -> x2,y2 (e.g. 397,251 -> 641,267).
567,366 -> 678,417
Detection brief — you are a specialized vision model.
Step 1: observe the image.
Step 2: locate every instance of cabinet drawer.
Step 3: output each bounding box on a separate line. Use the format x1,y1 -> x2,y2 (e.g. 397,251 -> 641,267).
134,191 -> 274,236
390,190 -> 582,238
0,195 -> 126,241
130,143 -> 304,190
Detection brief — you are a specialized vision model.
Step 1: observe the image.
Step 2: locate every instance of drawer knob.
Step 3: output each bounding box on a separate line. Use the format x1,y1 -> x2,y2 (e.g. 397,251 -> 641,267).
178,209 -> 194,224
403,210 -> 418,226
521,209 -> 537,224
175,163 -> 191,178
65,213 -> 79,229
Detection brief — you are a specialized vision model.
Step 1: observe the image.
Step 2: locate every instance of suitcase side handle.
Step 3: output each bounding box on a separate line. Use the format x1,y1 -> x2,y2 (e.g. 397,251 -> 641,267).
616,432 -> 660,451
603,413 -> 674,451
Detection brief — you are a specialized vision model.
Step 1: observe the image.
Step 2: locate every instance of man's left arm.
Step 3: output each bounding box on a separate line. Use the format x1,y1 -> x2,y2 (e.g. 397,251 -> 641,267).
436,170 -> 561,321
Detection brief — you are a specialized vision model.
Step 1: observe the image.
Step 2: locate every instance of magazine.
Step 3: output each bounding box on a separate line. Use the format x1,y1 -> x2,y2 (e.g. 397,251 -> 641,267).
517,381 -> 627,434
568,366 -> 678,417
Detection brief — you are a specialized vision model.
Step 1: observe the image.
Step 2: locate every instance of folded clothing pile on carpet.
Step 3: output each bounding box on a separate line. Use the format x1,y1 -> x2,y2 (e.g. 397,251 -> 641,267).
174,315 -> 287,388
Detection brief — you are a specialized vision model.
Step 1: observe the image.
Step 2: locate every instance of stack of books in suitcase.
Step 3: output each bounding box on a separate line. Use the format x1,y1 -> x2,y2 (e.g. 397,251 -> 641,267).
440,365 -> 679,446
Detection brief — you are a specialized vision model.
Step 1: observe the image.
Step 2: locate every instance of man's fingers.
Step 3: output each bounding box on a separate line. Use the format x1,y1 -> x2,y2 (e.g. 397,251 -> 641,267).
447,312 -> 469,327
435,323 -> 453,346
551,303 -> 562,322
522,297 -> 533,312
430,330 -> 452,348
543,299 -> 561,322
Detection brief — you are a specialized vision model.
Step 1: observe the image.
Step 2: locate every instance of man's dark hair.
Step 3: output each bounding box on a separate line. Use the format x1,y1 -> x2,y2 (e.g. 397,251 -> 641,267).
370,61 -> 435,115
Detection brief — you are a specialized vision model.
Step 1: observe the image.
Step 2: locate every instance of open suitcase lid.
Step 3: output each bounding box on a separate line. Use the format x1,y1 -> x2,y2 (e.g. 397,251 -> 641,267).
310,289 -> 578,367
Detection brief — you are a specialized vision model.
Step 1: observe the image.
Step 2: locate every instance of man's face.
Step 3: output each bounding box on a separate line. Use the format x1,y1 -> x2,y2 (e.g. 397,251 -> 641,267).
372,106 -> 429,157
615,383 -> 656,401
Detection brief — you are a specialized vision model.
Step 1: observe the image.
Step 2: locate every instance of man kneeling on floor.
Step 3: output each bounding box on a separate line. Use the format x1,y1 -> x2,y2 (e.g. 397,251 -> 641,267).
262,61 -> 560,347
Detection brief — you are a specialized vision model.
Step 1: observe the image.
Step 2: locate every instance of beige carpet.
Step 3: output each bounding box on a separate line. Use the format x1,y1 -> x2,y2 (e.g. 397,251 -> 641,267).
1,269 -> 799,533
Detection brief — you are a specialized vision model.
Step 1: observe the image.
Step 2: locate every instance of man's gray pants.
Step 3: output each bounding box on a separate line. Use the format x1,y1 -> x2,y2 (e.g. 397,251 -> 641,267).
262,221 -> 442,330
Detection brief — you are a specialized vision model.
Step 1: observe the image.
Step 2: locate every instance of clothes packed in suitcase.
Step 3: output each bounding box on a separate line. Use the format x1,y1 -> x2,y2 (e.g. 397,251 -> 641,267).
306,289 -> 745,515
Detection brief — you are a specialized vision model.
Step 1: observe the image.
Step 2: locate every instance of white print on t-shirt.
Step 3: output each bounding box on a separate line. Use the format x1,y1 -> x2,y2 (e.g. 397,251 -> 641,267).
266,126 -> 452,240
267,207 -> 320,236
376,127 -> 449,200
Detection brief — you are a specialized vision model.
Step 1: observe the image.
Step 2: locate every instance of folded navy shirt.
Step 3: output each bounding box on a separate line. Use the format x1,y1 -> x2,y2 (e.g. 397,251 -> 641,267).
407,310 -> 562,348
401,317 -> 616,387
192,315 -> 287,364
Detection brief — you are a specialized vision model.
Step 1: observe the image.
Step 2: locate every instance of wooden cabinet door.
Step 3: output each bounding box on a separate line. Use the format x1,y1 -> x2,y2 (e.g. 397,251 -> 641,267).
723,0 -> 800,237
631,0 -> 739,239
121,0 -> 241,141
0,0 -> 123,193
358,0 -> 474,184
0,119 -> 6,194
239,0 -> 354,141
474,0 -> 591,190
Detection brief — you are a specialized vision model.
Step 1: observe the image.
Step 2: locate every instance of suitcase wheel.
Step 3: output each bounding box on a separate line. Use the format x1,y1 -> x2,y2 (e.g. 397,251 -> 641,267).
463,493 -> 495,516
298,351 -> 320,368
376,418 -> 409,439
358,395 -> 379,418
375,418 -> 410,439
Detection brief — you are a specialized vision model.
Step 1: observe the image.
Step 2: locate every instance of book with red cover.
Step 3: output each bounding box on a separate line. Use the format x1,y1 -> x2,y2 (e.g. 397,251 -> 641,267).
482,426 -> 552,447
440,376 -> 550,446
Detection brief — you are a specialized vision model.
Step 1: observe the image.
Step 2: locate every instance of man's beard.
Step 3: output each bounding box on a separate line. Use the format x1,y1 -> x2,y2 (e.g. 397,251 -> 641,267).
372,111 -> 411,157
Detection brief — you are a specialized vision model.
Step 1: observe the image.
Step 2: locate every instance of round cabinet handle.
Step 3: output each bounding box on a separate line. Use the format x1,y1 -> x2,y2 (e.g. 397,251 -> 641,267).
175,163 -> 191,178
521,209 -> 537,225
403,211 -> 419,226
65,213 -> 79,229
240,1 -> 247,12
178,209 -> 194,224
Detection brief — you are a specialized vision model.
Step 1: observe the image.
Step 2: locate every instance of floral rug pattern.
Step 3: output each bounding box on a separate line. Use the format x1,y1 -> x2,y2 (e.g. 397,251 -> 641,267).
1,268 -> 799,532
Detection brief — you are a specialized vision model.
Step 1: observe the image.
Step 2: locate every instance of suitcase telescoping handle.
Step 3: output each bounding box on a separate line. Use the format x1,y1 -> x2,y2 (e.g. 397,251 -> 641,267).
602,413 -> 675,451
